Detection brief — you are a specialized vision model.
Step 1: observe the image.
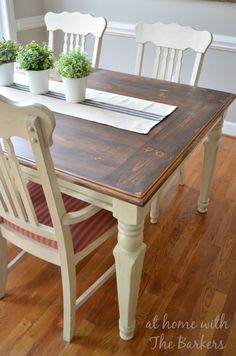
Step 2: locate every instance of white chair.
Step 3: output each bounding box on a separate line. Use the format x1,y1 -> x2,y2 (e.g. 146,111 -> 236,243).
44,11 -> 107,68
135,22 -> 212,222
0,95 -> 117,342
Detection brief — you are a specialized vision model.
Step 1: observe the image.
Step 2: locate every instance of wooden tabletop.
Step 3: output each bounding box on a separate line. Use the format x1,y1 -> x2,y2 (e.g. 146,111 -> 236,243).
14,69 -> 235,206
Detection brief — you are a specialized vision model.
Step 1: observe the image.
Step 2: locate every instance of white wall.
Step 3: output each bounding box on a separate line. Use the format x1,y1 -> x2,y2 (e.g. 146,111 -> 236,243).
14,0 -> 46,44
14,0 -> 44,19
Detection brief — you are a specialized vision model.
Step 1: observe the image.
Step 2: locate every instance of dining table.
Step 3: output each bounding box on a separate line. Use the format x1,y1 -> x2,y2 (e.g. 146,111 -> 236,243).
0,68 -> 235,341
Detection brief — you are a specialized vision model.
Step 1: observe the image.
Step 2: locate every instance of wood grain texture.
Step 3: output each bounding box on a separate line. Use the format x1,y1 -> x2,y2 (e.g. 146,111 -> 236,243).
11,69 -> 236,207
0,135 -> 235,355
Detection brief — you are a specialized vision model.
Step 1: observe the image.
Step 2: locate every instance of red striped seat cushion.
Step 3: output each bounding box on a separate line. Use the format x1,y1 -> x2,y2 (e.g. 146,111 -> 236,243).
4,182 -> 117,253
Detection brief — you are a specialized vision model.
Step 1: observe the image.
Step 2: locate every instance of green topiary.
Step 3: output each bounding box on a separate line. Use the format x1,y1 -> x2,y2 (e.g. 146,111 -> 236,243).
17,40 -> 54,71
56,48 -> 92,79
0,38 -> 19,65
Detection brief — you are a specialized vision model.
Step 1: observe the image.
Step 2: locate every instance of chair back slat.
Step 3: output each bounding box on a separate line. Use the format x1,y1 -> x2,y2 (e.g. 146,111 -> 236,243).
0,145 -> 26,219
75,34 -> 80,49
0,152 -> 18,217
80,35 -> 86,53
172,50 -> 183,83
48,31 -> 54,51
152,47 -> 161,78
45,11 -> 107,68
2,139 -> 38,225
135,22 -> 212,85
63,33 -> 68,53
157,47 -> 169,80
69,33 -> 74,52
164,48 -> 176,81
0,192 -> 8,213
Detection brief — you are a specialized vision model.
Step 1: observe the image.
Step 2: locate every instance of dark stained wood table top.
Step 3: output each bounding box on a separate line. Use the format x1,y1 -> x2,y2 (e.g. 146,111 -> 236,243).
14,69 -> 235,206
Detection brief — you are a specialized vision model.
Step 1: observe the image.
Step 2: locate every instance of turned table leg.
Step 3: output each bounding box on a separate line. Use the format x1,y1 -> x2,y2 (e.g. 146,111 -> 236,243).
113,200 -> 149,340
198,115 -> 224,213
113,222 -> 146,340
150,192 -> 161,224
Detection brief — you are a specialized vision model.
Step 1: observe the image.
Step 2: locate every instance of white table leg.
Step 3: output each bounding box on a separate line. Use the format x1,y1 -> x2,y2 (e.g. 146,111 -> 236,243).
150,192 -> 160,224
113,200 -> 149,340
198,116 -> 224,213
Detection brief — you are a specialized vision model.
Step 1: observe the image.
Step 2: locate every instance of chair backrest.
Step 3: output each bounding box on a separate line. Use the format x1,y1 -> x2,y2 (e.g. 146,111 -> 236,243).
135,22 -> 212,85
44,11 -> 107,68
0,95 -> 73,255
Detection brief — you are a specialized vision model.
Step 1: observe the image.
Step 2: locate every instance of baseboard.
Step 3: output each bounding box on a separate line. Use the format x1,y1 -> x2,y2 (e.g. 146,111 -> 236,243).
223,121 -> 236,137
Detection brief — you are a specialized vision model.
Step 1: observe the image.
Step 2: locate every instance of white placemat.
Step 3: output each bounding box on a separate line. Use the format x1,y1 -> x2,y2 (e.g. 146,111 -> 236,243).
0,72 -> 177,134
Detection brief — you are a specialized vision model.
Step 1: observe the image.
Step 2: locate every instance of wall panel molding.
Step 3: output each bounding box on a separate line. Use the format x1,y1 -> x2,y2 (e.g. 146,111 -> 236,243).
16,15 -> 45,32
212,34 -> 236,52
106,21 -> 134,38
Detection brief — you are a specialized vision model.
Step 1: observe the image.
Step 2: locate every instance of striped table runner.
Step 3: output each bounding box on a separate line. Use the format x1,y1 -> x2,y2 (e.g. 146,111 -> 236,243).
0,72 -> 177,134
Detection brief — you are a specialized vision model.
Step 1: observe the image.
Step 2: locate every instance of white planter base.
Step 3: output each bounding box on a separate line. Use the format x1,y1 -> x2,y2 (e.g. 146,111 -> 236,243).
0,63 -> 14,86
62,77 -> 87,103
26,69 -> 49,94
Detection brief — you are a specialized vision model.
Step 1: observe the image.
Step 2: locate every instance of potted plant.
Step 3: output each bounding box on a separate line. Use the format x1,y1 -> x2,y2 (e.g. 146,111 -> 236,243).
56,48 -> 92,103
0,38 -> 19,86
16,40 -> 54,94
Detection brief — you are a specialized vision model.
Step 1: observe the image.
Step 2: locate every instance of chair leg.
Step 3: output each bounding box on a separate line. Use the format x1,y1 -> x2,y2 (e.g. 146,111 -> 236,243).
0,235 -> 8,299
61,262 -> 76,342
150,193 -> 160,224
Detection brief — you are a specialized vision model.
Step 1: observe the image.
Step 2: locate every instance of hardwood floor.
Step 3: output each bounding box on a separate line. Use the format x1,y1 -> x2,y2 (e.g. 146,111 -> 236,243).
0,135 -> 235,356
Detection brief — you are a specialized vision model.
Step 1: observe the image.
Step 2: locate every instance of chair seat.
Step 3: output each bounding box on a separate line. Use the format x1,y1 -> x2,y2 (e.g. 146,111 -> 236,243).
4,182 -> 117,253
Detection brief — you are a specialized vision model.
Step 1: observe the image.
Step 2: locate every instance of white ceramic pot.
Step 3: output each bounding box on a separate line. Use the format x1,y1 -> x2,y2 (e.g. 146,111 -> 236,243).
26,69 -> 49,94
62,76 -> 87,103
0,62 -> 14,86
